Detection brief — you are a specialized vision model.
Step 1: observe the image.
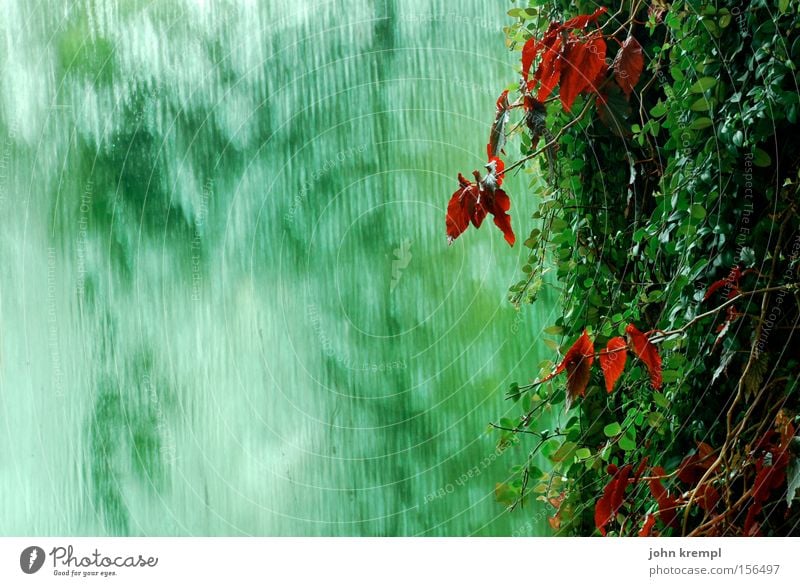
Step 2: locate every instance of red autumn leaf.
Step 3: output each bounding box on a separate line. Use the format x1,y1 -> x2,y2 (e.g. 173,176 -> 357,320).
648,466 -> 679,528
446,173 -> 479,243
704,266 -> 744,301
563,7 -> 608,30
638,513 -> 657,537
595,464 -> 632,535
695,482 -> 720,512
473,169 -> 515,247
625,324 -> 662,389
445,167 -> 516,246
677,442 -> 715,484
523,22 -> 561,81
599,336 -> 627,393
551,330 -> 595,409
535,41 -> 563,102
488,90 -> 510,159
753,455 -> 788,503
558,33 -> 607,112
612,36 -> 644,96
548,513 -> 561,531
521,37 -> 537,81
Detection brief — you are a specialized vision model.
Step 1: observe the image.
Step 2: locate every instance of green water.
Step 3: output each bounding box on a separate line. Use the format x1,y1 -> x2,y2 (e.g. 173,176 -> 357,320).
0,0 -> 551,536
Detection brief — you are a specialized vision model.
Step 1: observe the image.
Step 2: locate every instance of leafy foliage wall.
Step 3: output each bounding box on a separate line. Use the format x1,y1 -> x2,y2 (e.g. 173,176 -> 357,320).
444,0 -> 800,536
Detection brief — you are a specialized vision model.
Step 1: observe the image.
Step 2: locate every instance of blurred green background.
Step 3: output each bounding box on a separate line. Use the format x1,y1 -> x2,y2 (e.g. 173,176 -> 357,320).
0,0 -> 553,535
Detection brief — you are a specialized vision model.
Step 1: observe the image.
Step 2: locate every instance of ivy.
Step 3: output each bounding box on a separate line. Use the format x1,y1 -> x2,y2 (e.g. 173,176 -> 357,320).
442,0 -> 800,536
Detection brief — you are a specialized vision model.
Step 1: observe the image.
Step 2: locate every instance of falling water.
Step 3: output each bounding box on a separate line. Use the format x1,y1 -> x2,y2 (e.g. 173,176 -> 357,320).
0,0 -> 552,535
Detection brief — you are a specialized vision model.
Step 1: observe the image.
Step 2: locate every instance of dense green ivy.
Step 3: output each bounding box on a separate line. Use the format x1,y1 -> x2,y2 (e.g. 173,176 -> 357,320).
493,0 -> 800,536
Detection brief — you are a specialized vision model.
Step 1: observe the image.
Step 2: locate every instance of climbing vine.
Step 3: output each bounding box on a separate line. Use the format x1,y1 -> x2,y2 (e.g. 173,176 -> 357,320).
444,0 -> 800,536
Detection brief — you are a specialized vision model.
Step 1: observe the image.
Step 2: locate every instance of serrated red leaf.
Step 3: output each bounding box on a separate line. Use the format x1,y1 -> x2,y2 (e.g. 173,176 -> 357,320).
638,513 -> 657,537
626,324 -> 662,389
489,189 -> 515,246
613,36 -> 644,96
563,7 -> 608,30
552,330 -> 595,409
559,33 -> 607,112
535,42 -> 563,102
595,463 -> 632,535
445,173 -> 478,243
524,21 -> 561,83
599,336 -> 627,393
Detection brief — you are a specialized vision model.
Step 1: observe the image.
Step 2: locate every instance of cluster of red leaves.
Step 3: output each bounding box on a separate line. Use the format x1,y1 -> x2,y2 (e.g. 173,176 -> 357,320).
539,325 -> 662,409
744,414 -> 796,535
445,160 -> 515,247
594,461 -> 649,535
521,7 -> 643,112
445,9 -> 646,247
445,92 -> 515,247
676,441 -> 720,514
594,458 -> 684,536
594,422 -> 797,536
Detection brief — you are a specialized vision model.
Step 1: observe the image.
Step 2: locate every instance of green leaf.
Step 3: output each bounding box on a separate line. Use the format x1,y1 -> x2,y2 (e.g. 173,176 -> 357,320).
575,447 -> 592,460
653,392 -> 670,409
753,148 -> 771,167
690,77 -> 717,93
551,441 -> 577,462
690,204 -> 706,220
543,325 -> 563,335
619,427 -> 637,452
650,101 -> 667,117
691,117 -> 713,130
603,422 -> 622,437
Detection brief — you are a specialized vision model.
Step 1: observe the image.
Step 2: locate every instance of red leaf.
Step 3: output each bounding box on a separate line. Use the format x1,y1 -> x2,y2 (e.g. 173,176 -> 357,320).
559,33 -> 607,112
472,169 -> 514,246
524,22 -> 561,82
563,7 -> 608,30
488,189 -> 515,246
612,36 -> 644,96
695,482 -> 720,512
445,173 -> 478,244
555,330 -> 595,409
599,336 -> 627,393
548,513 -> 561,531
677,442 -> 715,484
625,324 -> 662,389
595,464 -> 632,535
535,41 -> 563,102
648,467 -> 679,528
521,37 -> 537,81
638,513 -> 657,537
704,266 -> 743,301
